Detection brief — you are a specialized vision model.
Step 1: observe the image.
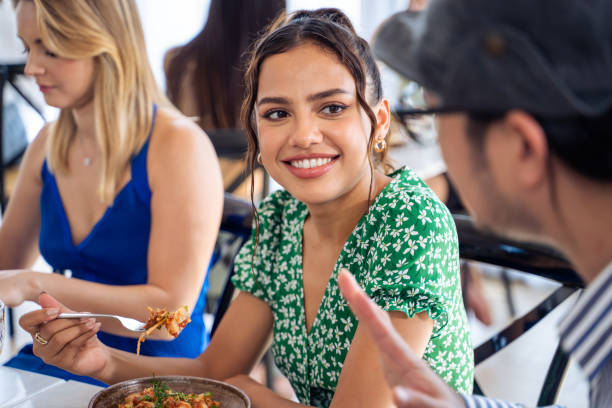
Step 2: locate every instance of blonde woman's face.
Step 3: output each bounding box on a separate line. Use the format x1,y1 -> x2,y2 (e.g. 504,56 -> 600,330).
17,1 -> 95,110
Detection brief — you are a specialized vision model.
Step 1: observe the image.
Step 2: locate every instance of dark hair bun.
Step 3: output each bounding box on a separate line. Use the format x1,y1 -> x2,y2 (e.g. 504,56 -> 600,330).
289,8 -> 356,33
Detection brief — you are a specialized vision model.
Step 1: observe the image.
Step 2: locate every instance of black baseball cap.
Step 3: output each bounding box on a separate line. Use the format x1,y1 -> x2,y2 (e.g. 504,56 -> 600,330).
372,0 -> 612,118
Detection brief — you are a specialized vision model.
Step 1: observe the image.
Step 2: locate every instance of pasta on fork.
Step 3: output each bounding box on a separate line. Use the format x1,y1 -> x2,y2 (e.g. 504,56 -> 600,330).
136,307 -> 191,356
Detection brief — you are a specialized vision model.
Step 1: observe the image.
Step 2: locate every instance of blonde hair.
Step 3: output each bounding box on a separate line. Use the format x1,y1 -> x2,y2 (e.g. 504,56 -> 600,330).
26,0 -> 168,203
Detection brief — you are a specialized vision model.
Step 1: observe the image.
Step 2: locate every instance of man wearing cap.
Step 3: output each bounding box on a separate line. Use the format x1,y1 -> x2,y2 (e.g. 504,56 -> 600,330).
339,0 -> 612,407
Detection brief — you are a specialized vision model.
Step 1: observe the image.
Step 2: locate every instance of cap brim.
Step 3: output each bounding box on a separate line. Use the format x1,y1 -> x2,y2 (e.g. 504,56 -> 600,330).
372,10 -> 427,86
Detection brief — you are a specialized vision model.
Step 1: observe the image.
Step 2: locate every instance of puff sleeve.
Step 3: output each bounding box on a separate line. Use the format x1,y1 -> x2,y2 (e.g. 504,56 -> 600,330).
359,182 -> 461,337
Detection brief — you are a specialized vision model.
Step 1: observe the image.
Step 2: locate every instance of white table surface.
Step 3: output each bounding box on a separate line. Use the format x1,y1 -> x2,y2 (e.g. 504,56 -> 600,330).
0,366 -> 103,408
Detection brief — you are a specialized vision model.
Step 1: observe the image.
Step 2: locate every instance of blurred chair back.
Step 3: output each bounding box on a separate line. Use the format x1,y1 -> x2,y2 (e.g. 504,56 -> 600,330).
1,63 -> 45,211
454,214 -> 584,405
206,129 -> 269,195
209,193 -> 253,337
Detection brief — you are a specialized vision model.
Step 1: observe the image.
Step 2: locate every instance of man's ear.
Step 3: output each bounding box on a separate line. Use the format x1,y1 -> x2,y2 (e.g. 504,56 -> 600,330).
374,98 -> 391,139
504,110 -> 549,187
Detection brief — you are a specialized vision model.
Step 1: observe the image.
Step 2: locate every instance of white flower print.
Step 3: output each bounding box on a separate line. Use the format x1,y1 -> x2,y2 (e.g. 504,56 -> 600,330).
415,255 -> 426,271
418,209 -> 432,225
403,239 -> 419,256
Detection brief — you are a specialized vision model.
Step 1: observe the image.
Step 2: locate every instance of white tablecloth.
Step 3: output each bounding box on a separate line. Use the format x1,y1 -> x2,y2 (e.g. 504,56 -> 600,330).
0,366 -> 103,408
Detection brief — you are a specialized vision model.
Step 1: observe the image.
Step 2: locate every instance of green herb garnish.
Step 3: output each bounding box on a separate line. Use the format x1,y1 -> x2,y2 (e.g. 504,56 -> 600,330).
151,379 -> 170,408
167,391 -> 189,401
147,379 -> 214,407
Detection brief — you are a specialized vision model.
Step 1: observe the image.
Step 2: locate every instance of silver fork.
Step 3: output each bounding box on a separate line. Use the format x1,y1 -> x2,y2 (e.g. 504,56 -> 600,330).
58,313 -> 146,332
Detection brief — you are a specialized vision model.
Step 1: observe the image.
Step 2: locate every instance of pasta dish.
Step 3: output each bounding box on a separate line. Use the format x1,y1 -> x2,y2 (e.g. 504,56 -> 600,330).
118,380 -> 219,408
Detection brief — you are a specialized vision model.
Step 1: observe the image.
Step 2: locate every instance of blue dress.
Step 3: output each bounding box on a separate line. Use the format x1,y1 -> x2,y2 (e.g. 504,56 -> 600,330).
5,107 -> 210,386
38,106 -> 209,358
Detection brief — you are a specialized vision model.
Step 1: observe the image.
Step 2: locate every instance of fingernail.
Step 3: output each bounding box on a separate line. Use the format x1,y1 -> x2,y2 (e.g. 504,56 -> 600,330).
84,319 -> 96,329
46,308 -> 59,316
394,387 -> 410,403
93,322 -> 102,331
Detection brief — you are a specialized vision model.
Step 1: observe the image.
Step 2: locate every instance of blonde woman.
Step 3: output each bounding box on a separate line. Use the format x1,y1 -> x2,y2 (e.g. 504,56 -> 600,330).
0,0 -> 223,377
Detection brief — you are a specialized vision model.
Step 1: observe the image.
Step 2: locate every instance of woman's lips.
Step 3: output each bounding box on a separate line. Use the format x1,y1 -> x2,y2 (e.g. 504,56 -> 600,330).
38,85 -> 53,93
283,155 -> 339,179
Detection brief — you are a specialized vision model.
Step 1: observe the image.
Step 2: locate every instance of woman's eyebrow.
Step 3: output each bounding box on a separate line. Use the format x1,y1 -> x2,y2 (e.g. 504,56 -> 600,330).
16,35 -> 43,45
306,88 -> 351,102
257,88 -> 351,107
257,96 -> 289,107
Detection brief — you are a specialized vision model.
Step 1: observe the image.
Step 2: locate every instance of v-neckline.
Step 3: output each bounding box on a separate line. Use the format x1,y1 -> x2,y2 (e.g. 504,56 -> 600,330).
294,175 -> 399,338
49,171 -> 133,249
45,104 -> 156,250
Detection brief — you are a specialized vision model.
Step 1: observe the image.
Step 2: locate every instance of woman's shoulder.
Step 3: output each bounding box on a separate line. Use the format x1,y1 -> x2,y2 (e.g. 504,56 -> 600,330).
373,167 -> 455,231
26,123 -> 52,168
387,168 -> 448,205
153,106 -> 204,135
146,106 -> 221,191
232,190 -> 299,296
148,107 -> 214,161
256,189 -> 299,224
30,122 -> 52,152
11,122 -> 53,187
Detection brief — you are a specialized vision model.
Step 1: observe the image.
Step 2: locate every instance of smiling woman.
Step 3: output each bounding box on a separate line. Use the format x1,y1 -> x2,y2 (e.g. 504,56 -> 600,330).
229,10 -> 473,404
0,0 -> 222,379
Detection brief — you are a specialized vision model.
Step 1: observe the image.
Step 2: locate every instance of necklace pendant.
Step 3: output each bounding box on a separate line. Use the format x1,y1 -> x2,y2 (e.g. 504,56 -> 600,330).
84,157 -> 92,167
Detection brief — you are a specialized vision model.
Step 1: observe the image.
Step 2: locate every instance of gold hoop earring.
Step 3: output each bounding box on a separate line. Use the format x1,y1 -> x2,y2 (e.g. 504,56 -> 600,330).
257,153 -> 263,165
374,139 -> 387,153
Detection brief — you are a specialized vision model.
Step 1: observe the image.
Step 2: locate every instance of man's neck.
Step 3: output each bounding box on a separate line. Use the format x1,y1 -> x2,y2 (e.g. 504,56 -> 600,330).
549,171 -> 612,284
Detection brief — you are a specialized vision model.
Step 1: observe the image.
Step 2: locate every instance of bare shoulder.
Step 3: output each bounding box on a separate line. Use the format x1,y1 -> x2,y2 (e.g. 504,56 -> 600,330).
147,107 -> 220,185
28,123 -> 51,155
150,106 -> 214,153
21,123 -> 52,179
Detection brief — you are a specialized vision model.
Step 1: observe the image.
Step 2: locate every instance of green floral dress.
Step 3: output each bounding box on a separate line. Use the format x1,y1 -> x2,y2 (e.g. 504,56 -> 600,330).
232,168 -> 474,407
